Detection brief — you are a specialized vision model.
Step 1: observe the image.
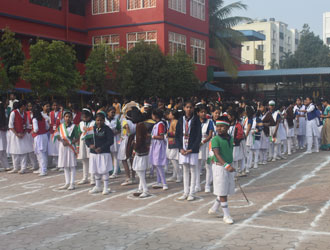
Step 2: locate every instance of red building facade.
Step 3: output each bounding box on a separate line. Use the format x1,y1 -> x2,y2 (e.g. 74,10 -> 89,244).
0,0 -> 209,89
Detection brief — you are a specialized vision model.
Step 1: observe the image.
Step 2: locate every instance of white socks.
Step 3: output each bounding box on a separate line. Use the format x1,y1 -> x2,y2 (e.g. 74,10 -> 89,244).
221,202 -> 230,217
211,198 -> 221,212
64,167 -> 76,185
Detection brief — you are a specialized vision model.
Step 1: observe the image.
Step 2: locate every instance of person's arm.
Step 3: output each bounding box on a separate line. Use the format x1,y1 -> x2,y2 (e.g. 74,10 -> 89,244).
188,118 -> 202,154
245,122 -> 252,138
273,114 -> 281,137
32,118 -> 39,133
100,127 -> 114,152
152,122 -> 165,140
175,119 -> 184,153
213,148 -> 235,172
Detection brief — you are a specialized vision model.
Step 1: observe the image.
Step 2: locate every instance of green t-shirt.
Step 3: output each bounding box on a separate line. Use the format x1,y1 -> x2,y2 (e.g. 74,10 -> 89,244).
210,134 -> 233,164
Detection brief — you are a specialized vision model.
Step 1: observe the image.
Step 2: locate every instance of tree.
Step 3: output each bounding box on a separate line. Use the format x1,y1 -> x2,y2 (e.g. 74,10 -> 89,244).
0,27 -> 25,91
269,59 -> 279,69
116,42 -> 166,98
281,24 -> 330,68
22,40 -> 82,97
209,0 -> 251,76
163,51 -> 199,98
84,44 -> 119,98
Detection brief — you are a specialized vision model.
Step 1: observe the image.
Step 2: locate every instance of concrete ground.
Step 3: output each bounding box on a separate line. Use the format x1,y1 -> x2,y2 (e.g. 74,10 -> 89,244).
0,150 -> 330,250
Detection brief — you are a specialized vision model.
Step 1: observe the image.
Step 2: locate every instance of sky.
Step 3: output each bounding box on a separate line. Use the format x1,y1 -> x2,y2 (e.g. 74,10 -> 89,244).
226,0 -> 330,37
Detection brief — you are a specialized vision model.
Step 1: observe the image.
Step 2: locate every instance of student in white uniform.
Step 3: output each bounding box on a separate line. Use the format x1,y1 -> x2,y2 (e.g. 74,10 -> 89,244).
176,100 -> 202,201
304,97 -> 320,153
48,101 -> 62,170
31,105 -> 49,176
86,112 -> 114,195
7,100 -> 31,174
283,102 -> 295,155
294,98 -> 307,149
56,110 -> 80,190
268,101 -> 282,161
77,108 -> 95,185
0,101 -> 10,171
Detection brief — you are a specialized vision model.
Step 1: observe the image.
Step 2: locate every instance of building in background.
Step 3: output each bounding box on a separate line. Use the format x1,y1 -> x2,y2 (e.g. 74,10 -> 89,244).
0,0 -> 209,89
323,12 -> 330,46
233,18 -> 300,70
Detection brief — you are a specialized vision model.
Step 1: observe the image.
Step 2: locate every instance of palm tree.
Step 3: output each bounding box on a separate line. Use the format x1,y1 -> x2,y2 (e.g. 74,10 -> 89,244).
268,59 -> 279,69
209,0 -> 251,77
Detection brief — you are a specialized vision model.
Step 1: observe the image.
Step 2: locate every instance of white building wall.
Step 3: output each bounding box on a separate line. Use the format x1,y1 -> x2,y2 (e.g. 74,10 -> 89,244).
323,12 -> 330,46
233,19 -> 300,70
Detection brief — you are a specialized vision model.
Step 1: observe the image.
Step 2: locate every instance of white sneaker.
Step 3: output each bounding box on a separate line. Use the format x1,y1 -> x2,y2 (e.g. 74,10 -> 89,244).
89,186 -> 102,194
77,179 -> 88,185
280,155 -> 287,160
208,208 -> 222,217
205,186 -> 211,193
187,195 -> 195,201
109,174 -> 117,179
39,172 -> 47,176
262,161 -> 267,165
306,151 -> 312,154
253,165 -> 258,169
18,169 -> 26,174
163,184 -> 169,190
102,189 -> 110,195
271,158 -> 276,162
67,184 -> 75,190
177,194 -> 188,200
223,216 -> 234,224
90,180 -> 96,186
195,186 -> 202,192
139,192 -> 150,198
176,178 -> 182,183
152,183 -> 163,189
58,184 -> 70,190
33,170 -> 40,174
245,169 -> 250,174
166,176 -> 176,182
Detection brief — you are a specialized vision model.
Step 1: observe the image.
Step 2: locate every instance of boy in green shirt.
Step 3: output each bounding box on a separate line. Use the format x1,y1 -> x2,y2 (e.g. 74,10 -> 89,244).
208,116 -> 235,224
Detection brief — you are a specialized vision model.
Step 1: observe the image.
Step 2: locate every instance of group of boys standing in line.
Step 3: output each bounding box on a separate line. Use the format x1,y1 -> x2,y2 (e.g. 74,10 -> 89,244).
0,94 -> 329,225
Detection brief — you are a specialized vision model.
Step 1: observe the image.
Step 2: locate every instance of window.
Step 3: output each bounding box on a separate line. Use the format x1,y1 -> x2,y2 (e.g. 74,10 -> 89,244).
279,32 -> 284,40
127,0 -> 156,10
327,38 -> 330,45
92,0 -> 119,14
190,37 -> 205,65
168,0 -> 186,14
190,0 -> 205,20
93,34 -> 120,52
257,45 -> 264,51
127,31 -> 157,50
246,46 -> 250,51
69,0 -> 85,16
279,46 -> 284,52
29,0 -> 62,10
169,32 -> 186,55
295,39 -> 299,45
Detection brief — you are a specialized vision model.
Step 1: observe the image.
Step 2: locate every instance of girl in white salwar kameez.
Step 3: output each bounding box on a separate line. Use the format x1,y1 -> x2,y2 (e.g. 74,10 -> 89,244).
86,112 -> 114,195
77,108 -> 95,185
48,101 -> 62,170
294,98 -> 307,149
56,111 -> 80,190
0,102 -> 9,171
7,101 -> 32,174
31,105 -> 49,176
304,97 -> 321,153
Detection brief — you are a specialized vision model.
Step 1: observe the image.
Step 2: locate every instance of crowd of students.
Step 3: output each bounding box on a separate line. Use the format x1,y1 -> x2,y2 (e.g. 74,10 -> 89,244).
0,94 -> 329,225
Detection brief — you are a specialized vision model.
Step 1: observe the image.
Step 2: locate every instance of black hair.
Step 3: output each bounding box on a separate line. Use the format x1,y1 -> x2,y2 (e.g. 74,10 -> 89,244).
107,106 -> 116,113
152,108 -> 164,120
32,105 -> 43,121
95,112 -> 106,120
227,109 -> 238,121
197,104 -> 208,113
127,107 -> 143,124
0,101 -> 7,128
246,106 -> 255,119
40,101 -> 49,108
184,100 -> 194,107
306,96 -> 313,102
169,109 -> 180,120
218,115 -> 230,124
72,103 -> 80,111
81,107 -> 93,118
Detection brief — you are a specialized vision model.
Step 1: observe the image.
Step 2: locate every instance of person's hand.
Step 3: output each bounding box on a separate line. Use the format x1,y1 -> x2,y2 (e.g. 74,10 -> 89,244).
63,140 -> 69,146
180,149 -> 186,155
225,165 -> 236,172
95,148 -> 101,153
89,144 -> 95,150
185,149 -> 192,155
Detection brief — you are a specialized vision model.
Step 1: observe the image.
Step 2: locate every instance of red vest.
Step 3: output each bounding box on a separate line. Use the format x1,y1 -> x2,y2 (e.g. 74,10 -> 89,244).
50,111 -> 62,134
26,111 -> 33,133
32,118 -> 48,138
73,111 -> 81,125
13,109 -> 27,133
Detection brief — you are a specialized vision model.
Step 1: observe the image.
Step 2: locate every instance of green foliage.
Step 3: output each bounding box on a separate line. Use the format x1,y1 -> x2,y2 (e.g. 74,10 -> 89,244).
281,24 -> 330,69
85,44 -> 118,98
209,0 -> 251,77
163,51 -> 199,98
116,42 -> 198,99
117,42 -> 166,99
0,27 -> 25,90
22,40 -> 82,97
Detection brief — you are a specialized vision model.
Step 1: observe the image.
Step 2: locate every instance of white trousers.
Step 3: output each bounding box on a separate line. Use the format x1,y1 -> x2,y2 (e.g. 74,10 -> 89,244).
64,166 -> 76,185
0,150 -> 9,169
28,152 -> 38,169
12,154 -> 27,171
136,170 -> 148,193
306,136 -> 319,153
95,172 -> 109,191
170,159 -> 182,181
36,152 -> 48,174
205,163 -> 213,189
196,159 -> 206,189
183,164 -> 197,196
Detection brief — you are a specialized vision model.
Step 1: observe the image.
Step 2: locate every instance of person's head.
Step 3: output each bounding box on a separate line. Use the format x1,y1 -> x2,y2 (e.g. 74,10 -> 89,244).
183,100 -> 194,118
197,104 -> 208,120
212,108 -> 221,121
168,109 -> 179,121
246,106 -> 255,119
72,103 -> 80,112
95,112 -> 105,128
26,101 -> 33,111
81,108 -> 93,122
107,107 -> 116,119
201,97 -> 207,105
16,100 -> 27,113
152,109 -> 164,122
227,109 -> 238,123
296,97 -> 302,106
268,100 -> 276,112
9,93 -> 16,101
51,101 -> 59,111
157,99 -> 165,110
63,110 -> 73,125
32,105 -> 43,121
41,101 -> 50,113
322,98 -> 329,107
305,96 -> 313,106
216,116 -> 230,135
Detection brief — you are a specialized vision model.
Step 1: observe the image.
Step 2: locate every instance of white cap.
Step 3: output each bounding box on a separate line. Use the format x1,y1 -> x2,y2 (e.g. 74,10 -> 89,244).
268,100 -> 276,106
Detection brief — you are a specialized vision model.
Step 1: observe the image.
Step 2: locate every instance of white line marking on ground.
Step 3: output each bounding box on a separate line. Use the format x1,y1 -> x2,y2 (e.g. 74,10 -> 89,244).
207,156 -> 330,250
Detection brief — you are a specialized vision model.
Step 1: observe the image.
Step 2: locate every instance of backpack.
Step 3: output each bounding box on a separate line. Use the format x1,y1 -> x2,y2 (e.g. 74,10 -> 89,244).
234,122 -> 244,145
